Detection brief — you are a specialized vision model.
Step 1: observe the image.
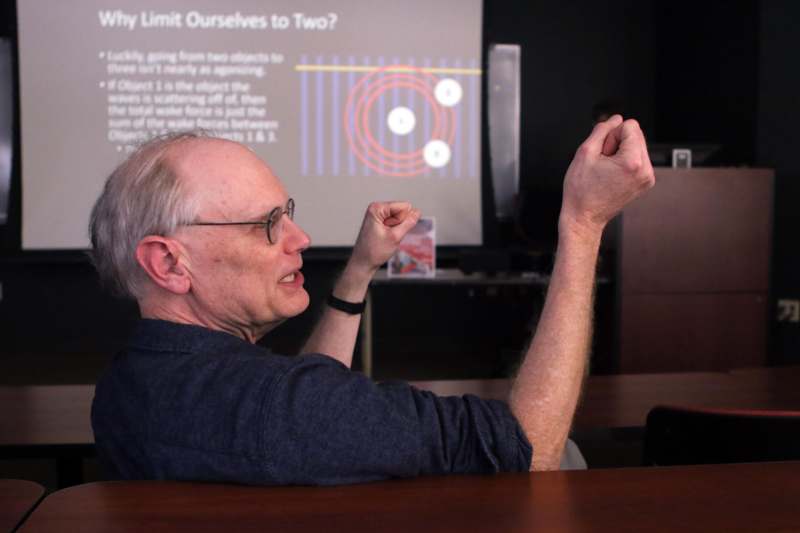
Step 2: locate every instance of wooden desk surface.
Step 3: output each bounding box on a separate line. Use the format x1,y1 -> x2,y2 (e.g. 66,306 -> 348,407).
0,385 -> 94,447
0,479 -> 45,532
20,462 -> 800,532
412,367 -> 800,431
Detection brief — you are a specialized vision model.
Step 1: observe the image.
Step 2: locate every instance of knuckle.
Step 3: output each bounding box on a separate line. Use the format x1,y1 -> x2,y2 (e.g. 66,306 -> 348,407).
623,118 -> 640,131
636,170 -> 655,189
624,157 -> 643,174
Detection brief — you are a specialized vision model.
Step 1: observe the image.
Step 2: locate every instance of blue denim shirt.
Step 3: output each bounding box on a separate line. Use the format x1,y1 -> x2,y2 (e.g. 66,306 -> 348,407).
92,319 -> 532,485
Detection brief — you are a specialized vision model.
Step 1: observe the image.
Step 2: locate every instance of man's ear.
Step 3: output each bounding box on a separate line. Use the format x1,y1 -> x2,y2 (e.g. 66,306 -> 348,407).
135,236 -> 191,294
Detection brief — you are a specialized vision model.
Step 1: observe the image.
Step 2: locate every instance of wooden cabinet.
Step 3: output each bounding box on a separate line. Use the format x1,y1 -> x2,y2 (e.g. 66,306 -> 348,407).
618,168 -> 774,372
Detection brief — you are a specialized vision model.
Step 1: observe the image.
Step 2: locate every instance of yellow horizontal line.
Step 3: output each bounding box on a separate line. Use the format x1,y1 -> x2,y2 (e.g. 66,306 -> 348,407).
295,64 -> 482,75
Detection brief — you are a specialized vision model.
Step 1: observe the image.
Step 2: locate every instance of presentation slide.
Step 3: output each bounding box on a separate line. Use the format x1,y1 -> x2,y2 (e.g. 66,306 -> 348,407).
17,0 -> 483,249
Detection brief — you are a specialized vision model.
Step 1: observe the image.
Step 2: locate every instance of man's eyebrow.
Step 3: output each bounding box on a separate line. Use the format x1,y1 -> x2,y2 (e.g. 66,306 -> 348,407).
252,203 -> 281,221
244,198 -> 289,221
251,211 -> 271,223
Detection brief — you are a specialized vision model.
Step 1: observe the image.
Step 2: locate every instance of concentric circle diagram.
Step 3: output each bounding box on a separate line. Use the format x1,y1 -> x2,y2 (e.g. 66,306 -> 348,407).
344,64 -> 462,177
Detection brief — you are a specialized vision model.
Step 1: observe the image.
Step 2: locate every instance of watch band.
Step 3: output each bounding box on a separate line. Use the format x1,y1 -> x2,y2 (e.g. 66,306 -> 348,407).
327,293 -> 367,314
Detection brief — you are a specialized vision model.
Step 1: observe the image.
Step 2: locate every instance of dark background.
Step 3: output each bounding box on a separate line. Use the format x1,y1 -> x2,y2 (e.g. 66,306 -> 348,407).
1,0 -> 798,385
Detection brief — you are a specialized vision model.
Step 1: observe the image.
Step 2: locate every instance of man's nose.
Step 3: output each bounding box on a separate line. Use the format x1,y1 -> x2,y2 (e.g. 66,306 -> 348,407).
284,217 -> 311,253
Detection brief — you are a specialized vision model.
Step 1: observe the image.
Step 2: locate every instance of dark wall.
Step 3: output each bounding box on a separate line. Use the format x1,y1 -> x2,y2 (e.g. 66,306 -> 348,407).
487,0 -> 656,185
505,0 -> 762,245
487,0 -> 656,245
758,0 -> 800,364
654,0 -> 758,165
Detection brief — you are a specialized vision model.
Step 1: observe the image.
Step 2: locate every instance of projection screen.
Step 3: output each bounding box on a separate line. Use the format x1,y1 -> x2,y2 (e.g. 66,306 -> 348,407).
17,0 -> 483,249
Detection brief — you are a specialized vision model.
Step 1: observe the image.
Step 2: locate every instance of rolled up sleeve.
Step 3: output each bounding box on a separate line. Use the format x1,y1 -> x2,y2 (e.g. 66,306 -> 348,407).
263,355 -> 532,485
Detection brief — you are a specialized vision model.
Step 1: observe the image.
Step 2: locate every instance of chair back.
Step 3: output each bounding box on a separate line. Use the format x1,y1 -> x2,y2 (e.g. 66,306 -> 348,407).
643,405 -> 800,466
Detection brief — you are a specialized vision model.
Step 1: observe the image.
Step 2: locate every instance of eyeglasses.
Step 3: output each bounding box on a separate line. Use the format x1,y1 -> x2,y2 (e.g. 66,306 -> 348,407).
187,198 -> 295,245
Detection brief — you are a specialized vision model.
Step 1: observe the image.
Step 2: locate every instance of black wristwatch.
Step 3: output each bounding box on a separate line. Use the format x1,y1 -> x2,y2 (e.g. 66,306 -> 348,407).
327,293 -> 367,314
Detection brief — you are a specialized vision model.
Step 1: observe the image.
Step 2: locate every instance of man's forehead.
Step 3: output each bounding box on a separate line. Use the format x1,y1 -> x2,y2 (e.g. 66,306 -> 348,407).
169,138 -> 287,215
169,138 -> 254,176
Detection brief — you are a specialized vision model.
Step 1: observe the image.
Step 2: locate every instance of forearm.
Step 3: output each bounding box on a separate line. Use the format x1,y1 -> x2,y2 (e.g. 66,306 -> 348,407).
510,217 -> 601,471
301,260 -> 374,368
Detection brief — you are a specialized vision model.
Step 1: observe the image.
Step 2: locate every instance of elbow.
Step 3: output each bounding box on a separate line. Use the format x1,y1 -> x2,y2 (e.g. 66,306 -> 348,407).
529,450 -> 562,471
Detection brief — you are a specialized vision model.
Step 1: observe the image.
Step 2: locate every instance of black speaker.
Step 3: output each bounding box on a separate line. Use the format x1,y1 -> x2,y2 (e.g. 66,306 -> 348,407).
487,44 -> 521,220
0,38 -> 12,225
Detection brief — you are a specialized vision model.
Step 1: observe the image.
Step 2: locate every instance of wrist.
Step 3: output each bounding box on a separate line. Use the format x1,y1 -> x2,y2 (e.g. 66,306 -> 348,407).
558,213 -> 604,248
326,293 -> 366,314
333,260 -> 376,302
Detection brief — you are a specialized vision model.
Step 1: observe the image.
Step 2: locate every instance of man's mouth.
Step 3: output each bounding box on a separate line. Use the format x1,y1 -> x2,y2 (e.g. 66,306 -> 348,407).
279,272 -> 297,283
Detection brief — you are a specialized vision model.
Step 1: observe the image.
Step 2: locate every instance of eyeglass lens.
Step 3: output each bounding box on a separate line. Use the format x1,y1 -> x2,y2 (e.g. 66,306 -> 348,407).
266,198 -> 295,244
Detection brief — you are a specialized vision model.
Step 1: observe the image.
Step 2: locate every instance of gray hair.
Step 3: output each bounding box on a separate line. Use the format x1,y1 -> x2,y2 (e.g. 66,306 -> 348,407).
89,130 -> 208,299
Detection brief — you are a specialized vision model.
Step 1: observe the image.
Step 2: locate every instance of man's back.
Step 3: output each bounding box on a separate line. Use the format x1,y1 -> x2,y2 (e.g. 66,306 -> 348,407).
92,319 -> 531,485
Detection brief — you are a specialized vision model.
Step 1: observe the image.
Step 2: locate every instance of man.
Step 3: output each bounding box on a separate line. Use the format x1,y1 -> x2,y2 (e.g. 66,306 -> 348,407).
90,115 -> 654,484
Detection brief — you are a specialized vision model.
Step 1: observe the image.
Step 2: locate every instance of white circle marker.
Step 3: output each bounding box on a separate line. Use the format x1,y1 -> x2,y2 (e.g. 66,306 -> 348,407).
387,106 -> 416,135
424,140 -> 451,168
434,79 -> 463,107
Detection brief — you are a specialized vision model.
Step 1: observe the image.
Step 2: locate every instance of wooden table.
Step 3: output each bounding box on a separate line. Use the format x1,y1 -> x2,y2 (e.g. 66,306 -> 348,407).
19,462 -> 800,532
0,479 -> 45,532
411,367 -> 800,431
0,385 -> 95,487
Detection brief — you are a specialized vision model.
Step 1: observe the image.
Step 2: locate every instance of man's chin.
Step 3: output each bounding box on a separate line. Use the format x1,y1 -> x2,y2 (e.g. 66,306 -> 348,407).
295,289 -> 311,314
256,290 -> 310,336
279,290 -> 311,319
